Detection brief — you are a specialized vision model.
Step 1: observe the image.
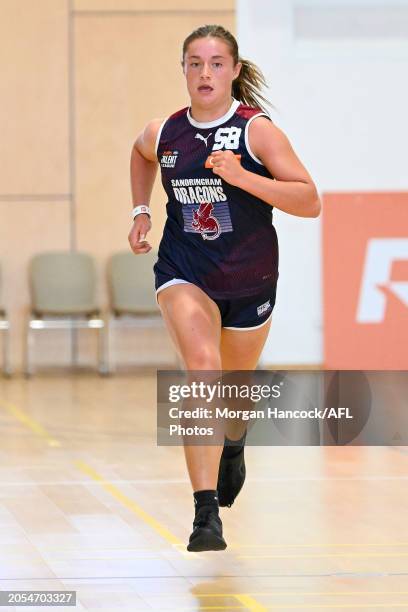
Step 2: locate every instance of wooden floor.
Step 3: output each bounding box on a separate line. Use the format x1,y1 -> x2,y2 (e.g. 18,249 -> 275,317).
0,370 -> 407,611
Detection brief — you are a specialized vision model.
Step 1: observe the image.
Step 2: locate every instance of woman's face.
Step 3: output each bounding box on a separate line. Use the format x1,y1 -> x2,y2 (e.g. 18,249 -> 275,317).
183,37 -> 241,106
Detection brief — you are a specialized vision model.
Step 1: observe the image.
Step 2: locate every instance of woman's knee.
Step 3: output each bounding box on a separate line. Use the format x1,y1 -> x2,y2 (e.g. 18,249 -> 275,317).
157,284 -> 222,369
182,346 -> 222,371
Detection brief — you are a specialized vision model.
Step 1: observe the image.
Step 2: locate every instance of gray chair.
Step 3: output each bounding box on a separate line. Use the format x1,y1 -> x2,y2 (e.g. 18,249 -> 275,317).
25,251 -> 107,376
106,250 -> 178,371
0,263 -> 11,377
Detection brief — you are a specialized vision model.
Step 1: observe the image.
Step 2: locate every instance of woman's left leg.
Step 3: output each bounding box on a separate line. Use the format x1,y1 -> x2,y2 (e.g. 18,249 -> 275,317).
220,317 -> 272,371
217,317 -> 273,506
219,317 -> 272,442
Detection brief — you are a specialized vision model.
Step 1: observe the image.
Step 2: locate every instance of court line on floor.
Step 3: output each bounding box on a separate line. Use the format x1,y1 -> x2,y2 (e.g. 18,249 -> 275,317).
0,400 -> 61,447
230,543 -> 408,548
251,606 -> 408,609
1,572 -> 408,580
74,459 -> 183,549
239,552 -> 408,559
0,400 -> 190,559
152,591 -> 408,596
2,475 -> 408,484
235,594 -> 267,611
25,542 -> 408,552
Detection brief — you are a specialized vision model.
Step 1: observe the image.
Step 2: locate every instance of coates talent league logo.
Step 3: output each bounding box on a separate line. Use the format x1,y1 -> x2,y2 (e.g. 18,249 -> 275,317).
160,150 -> 179,168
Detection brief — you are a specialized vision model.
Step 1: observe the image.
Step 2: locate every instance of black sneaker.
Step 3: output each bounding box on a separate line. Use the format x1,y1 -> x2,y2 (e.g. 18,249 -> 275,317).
187,505 -> 227,552
217,445 -> 246,507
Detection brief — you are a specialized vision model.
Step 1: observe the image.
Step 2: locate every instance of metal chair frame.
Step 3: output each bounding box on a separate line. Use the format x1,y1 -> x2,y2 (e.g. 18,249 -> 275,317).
24,312 -> 107,377
0,309 -> 11,377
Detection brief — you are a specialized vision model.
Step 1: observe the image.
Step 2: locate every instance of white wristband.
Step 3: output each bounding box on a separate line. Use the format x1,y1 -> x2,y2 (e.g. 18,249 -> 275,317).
132,205 -> 151,220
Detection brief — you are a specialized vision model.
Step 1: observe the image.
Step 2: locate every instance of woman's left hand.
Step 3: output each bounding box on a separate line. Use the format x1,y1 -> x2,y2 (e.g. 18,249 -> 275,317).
209,150 -> 246,187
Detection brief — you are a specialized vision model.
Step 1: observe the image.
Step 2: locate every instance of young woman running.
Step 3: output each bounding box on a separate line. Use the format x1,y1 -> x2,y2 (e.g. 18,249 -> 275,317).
128,24 -> 321,552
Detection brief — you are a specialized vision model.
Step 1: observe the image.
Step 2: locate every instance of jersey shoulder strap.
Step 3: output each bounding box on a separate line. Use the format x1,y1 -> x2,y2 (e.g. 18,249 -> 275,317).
235,104 -> 272,166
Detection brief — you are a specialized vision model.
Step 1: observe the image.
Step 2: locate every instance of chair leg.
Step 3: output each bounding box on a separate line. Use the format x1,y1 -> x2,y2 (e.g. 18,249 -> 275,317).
97,323 -> 108,376
5,324 -> 11,377
2,324 -> 12,377
24,320 -> 34,377
105,316 -> 115,375
71,323 -> 78,370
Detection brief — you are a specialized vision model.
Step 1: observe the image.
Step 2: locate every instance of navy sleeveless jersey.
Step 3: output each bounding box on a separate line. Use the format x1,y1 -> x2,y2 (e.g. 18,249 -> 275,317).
154,97 -> 279,299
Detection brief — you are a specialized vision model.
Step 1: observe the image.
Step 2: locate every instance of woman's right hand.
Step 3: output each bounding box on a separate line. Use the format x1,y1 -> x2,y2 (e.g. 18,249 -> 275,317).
128,213 -> 152,254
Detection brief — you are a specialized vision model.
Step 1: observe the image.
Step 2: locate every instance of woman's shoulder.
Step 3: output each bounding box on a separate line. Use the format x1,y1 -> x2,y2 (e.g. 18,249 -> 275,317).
236,101 -> 272,121
143,117 -> 166,142
134,118 -> 167,161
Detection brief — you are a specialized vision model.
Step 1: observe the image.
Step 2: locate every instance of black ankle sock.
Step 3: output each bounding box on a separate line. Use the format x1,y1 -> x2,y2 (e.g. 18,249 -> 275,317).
194,489 -> 219,513
222,431 -> 247,459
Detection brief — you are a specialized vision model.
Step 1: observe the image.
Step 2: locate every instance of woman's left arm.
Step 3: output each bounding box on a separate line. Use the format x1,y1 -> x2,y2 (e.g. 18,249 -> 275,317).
210,117 -> 321,218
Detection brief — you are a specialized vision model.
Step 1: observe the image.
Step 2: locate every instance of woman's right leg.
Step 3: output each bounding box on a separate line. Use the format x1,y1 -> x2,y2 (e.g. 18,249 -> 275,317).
157,283 -> 224,492
157,283 -> 227,551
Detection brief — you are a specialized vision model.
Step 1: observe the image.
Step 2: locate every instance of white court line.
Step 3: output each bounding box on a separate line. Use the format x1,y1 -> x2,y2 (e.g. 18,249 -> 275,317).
1,475 -> 408,486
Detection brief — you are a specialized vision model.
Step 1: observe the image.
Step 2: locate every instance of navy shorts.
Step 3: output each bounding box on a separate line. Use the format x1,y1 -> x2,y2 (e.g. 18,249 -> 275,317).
155,272 -> 277,330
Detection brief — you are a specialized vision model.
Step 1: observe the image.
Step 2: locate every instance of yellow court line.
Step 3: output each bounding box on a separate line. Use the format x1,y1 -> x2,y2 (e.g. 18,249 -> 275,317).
235,594 -> 268,612
75,460 -> 184,548
0,399 -> 61,447
0,398 -> 188,554
239,552 -> 408,559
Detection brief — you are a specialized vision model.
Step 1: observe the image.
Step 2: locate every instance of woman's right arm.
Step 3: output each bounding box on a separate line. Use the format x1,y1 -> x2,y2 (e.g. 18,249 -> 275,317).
128,118 -> 163,254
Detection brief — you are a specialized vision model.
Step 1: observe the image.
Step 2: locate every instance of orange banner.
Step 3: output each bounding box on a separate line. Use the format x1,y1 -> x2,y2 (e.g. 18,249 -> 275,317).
323,193 -> 408,369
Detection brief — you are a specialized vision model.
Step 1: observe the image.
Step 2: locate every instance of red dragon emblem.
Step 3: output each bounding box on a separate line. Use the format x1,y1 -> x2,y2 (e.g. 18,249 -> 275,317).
191,202 -> 221,240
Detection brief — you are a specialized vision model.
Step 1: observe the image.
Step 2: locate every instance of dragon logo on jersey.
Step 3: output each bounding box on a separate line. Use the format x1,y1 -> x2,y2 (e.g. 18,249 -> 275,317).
191,202 -> 221,240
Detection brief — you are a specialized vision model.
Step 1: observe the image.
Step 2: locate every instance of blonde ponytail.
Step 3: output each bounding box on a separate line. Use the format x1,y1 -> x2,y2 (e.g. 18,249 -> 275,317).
233,58 -> 272,113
